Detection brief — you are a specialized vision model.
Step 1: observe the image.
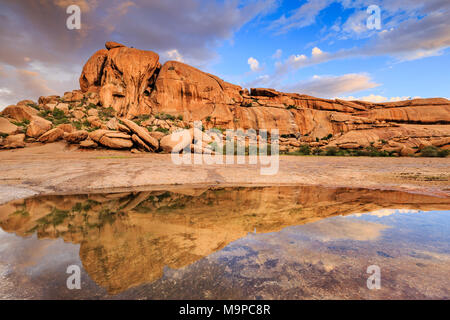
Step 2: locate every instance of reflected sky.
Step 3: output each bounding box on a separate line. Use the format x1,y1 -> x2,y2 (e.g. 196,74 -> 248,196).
0,186 -> 449,299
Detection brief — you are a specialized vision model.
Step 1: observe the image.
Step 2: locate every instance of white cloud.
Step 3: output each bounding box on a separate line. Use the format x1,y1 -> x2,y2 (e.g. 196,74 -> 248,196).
269,0 -> 333,34
270,0 -> 450,66
0,88 -> 12,95
166,49 -> 184,62
311,47 -> 324,57
272,49 -> 282,59
340,10 -> 368,36
273,48 -> 329,78
267,7 -> 450,84
247,57 -> 261,72
339,94 -> 422,102
282,73 -> 379,98
0,0 -> 279,105
242,74 -> 271,88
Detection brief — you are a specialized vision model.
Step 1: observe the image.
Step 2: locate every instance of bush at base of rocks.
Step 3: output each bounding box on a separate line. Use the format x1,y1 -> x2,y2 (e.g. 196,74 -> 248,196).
420,146 -> 450,158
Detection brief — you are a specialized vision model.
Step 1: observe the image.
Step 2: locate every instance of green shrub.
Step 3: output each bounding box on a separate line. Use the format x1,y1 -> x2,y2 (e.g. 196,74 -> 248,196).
12,119 -> 30,127
82,119 -> 91,127
51,108 -> 69,125
287,105 -> 296,110
438,149 -> 450,157
298,144 -> 311,155
336,149 -> 349,156
38,109 -> 51,118
155,127 -> 169,134
86,103 -> 96,110
87,126 -> 100,132
155,113 -> 175,121
99,107 -> 116,119
420,145 -> 449,157
420,146 -> 440,157
27,103 -> 40,110
72,121 -> 82,130
325,146 -> 338,156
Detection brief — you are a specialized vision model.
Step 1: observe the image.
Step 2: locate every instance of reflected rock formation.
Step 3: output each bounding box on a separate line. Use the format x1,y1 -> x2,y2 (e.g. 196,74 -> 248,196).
0,186 -> 448,294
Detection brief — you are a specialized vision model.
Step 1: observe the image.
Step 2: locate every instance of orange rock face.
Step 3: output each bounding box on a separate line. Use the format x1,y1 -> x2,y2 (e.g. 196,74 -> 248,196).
79,42 -> 450,145
80,42 -> 160,118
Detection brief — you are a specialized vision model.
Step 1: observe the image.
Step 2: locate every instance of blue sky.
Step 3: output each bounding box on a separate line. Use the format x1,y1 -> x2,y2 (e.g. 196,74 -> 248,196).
0,0 -> 449,107
210,0 -> 450,101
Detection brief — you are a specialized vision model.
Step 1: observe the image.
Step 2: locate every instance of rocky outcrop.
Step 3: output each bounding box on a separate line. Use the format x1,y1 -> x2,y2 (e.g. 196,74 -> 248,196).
76,42 -> 449,137
81,43 -> 161,118
1,41 -> 448,156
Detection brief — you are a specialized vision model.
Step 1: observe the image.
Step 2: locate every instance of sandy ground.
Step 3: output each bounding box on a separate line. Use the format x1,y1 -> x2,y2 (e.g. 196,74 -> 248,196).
0,141 -> 449,204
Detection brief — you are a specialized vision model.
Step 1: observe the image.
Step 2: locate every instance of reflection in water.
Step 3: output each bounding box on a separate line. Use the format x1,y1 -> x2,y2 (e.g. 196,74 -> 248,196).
0,186 -> 449,299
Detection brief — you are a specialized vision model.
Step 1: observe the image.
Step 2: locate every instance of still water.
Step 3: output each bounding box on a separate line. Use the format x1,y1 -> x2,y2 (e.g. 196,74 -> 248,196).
0,186 -> 449,299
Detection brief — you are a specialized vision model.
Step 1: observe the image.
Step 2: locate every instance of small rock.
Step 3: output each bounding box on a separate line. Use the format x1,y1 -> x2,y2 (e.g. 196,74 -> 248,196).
80,139 -> 98,148
65,130 -> 88,143
57,123 -> 74,133
72,110 -> 85,120
1,133 -> 25,149
38,128 -> 64,143
160,129 -> 193,153
106,118 -> 119,130
1,105 -> 38,121
132,134 -> 152,152
118,123 -> 131,133
400,146 -> 416,156
38,95 -> 60,105
105,41 -> 126,50
88,109 -> 99,117
148,131 -> 166,140
338,143 -> 361,149
55,103 -> 69,114
0,117 -> 18,135
105,132 -> 131,139
26,116 -> 52,138
88,129 -> 110,142
121,119 -> 159,150
99,136 -> 133,149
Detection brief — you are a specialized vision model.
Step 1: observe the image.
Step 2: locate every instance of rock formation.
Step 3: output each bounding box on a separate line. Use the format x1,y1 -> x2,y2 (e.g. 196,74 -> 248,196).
1,41 -> 449,156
